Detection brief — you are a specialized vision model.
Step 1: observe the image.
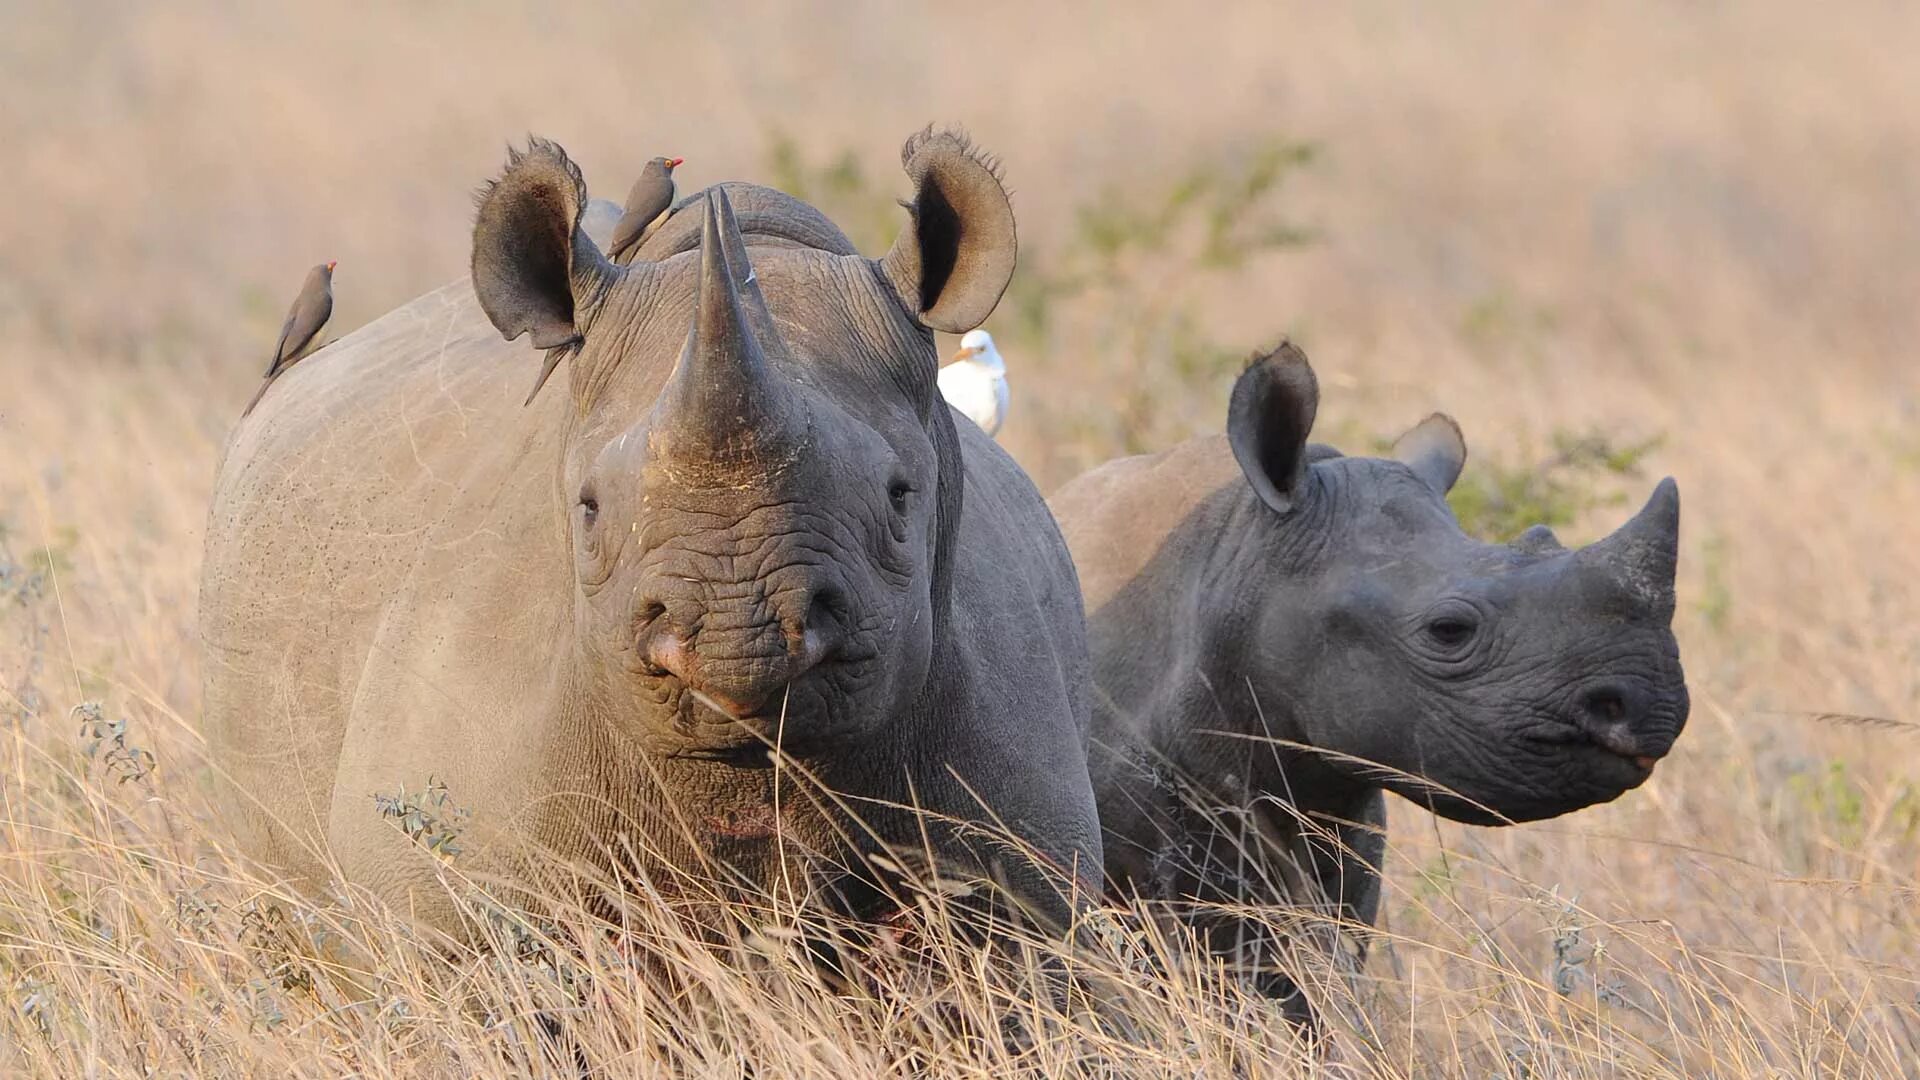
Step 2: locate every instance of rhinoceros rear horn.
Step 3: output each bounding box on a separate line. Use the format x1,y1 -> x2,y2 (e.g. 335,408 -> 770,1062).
1579,477 -> 1681,618
471,138 -> 623,399
1511,524 -> 1567,555
880,127 -> 1017,334
649,189 -> 809,472
1227,341 -> 1319,515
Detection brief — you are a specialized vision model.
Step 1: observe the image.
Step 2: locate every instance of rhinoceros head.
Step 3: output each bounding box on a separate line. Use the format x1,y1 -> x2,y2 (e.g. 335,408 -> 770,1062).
468,133 -> 1014,760
1224,344 -> 1689,824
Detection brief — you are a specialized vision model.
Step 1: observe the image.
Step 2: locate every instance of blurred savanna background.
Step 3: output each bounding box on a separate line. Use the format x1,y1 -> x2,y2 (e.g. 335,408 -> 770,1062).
3,1 -> 1917,1076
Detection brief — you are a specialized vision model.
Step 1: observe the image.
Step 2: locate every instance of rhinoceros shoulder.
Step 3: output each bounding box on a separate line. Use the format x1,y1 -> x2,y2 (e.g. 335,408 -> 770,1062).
1049,435 -> 1244,613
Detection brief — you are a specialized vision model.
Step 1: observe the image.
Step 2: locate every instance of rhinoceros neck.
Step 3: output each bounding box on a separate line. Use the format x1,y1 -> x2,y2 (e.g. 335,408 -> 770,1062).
1196,474 -> 1374,811
1175,482 -> 1347,786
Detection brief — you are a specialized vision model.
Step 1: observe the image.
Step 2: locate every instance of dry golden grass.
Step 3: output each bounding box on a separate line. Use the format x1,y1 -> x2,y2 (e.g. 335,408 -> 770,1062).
3,2 -> 1917,1075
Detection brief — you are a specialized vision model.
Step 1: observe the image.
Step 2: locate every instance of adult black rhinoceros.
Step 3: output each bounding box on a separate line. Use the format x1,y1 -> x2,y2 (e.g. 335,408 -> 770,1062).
1050,342 -> 1689,1011
200,131 -> 1102,936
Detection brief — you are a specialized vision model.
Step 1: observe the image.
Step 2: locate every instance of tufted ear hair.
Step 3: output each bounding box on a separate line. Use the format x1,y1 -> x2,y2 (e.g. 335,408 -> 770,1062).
1391,413 -> 1468,495
471,138 -> 620,373
1227,341 -> 1320,515
880,127 -> 1017,334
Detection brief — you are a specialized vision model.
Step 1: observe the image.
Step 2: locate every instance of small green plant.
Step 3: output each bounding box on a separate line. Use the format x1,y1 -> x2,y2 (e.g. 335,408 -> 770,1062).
373,775 -> 472,858
1,530 -> 52,726
0,548 -> 45,609
13,977 -> 56,1038
1019,137 -> 1319,460
468,895 -> 590,1010
1459,289 -> 1558,363
1882,420 -> 1920,473
1788,759 -> 1867,839
1696,533 -> 1734,632
237,899 -> 315,998
1448,428 -> 1663,543
26,526 -> 78,581
1412,852 -> 1458,902
73,702 -> 154,785
1012,136 -> 1318,341
1542,895 -> 1642,1015
763,132 -> 901,256
172,889 -> 220,942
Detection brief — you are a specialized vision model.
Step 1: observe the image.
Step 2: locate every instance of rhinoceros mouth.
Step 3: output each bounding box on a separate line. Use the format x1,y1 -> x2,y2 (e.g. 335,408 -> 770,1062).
668,739 -> 780,767
1527,728 -> 1662,787
1580,738 -> 1660,777
655,683 -> 852,763
688,687 -> 754,720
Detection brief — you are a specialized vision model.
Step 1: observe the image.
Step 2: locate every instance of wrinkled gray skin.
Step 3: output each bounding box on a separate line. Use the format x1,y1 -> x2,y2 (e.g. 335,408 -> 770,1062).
1050,342 -> 1688,1006
201,131 -> 1102,939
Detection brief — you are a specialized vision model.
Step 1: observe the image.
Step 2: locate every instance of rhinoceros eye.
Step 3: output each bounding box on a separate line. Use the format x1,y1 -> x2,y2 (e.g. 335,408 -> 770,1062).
1425,613 -> 1478,649
579,489 -> 600,529
887,480 -> 914,516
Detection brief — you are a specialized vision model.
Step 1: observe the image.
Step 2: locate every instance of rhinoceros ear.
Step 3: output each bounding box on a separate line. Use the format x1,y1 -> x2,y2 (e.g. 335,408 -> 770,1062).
1227,341 -> 1319,515
880,127 -> 1017,334
1391,413 -> 1468,495
471,138 -> 616,354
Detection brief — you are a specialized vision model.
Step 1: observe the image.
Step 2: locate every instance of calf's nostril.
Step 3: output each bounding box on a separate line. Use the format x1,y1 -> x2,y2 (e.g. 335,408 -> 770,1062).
1576,683 -> 1661,761
1585,688 -> 1628,724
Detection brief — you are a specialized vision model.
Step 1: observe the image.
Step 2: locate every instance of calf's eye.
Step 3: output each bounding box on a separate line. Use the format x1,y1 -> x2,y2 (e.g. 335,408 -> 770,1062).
579,493 -> 600,528
887,481 -> 913,516
1425,615 -> 1477,648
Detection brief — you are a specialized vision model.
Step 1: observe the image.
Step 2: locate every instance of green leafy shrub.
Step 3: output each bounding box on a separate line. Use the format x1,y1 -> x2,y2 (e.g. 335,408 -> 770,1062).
1447,428 -> 1663,542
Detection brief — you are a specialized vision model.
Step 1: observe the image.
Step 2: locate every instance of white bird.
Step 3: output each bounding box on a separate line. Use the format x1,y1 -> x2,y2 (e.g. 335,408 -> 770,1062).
937,329 -> 1009,438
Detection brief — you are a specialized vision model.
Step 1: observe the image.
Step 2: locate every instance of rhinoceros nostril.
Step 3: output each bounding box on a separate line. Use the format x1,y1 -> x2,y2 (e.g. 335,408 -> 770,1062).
792,586 -> 848,665
643,631 -> 691,681
1584,688 -> 1628,725
1575,683 -> 1664,767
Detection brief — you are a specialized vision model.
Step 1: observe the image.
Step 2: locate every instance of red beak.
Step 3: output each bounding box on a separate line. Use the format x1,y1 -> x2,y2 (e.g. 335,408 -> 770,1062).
666,157 -> 684,169
326,260 -> 337,273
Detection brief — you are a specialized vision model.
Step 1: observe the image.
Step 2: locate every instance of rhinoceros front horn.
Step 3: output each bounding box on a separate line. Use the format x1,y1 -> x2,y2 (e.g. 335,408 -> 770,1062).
1578,477 -> 1681,618
649,188 -> 811,475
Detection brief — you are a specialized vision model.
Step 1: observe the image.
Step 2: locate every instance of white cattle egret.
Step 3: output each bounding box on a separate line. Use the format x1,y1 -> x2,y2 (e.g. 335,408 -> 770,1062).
937,329 -> 1009,437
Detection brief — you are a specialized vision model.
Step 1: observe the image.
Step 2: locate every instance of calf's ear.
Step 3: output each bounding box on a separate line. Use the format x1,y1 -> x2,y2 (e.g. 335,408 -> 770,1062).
880,127 -> 1017,333
471,138 -> 617,352
1391,414 -> 1468,495
1227,341 -> 1319,514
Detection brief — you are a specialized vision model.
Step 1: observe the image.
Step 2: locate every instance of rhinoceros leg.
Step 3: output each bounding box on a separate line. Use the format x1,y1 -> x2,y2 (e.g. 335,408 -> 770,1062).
1144,781 -> 1384,1027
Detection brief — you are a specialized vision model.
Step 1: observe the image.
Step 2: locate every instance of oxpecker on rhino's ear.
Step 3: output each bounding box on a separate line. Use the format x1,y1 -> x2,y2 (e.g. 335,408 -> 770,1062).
1391,413 -> 1468,495
471,138 -> 623,398
1228,341 -> 1320,515
880,127 -> 1017,334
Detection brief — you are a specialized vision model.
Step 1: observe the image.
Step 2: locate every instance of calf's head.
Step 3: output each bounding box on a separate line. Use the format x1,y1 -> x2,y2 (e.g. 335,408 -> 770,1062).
470,134 -> 1015,759
1224,344 -> 1689,823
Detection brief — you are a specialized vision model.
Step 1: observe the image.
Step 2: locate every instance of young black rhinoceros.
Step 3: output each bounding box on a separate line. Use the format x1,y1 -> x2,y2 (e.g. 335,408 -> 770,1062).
200,131 -> 1103,938
1049,342 -> 1689,1008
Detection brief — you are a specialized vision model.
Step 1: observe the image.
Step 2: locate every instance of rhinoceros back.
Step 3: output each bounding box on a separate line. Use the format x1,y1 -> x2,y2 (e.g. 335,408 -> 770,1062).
200,280 -> 572,885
